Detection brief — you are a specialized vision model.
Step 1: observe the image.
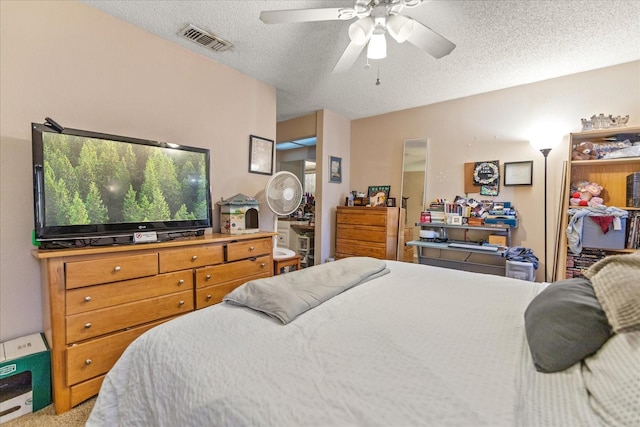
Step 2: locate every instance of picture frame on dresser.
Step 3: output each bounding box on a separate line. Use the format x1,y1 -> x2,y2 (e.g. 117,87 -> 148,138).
368,185 -> 390,207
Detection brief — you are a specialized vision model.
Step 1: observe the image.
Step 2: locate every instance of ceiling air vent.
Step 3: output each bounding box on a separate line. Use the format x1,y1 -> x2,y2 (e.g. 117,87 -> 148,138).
179,24 -> 233,52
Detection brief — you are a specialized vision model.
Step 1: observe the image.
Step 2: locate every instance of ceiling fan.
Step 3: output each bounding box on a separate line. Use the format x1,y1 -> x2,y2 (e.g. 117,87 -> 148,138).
259,0 -> 456,73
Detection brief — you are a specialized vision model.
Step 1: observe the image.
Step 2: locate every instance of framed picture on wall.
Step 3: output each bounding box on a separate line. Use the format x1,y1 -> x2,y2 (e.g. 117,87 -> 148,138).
504,161 -> 533,186
329,156 -> 342,183
248,135 -> 274,175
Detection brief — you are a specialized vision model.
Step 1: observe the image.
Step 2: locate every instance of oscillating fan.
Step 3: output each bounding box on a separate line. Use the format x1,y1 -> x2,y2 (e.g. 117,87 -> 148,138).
265,171 -> 304,260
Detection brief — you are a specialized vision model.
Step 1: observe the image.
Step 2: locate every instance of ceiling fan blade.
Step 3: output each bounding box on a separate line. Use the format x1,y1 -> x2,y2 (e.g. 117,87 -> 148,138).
332,41 -> 367,73
260,8 -> 353,24
405,18 -> 456,59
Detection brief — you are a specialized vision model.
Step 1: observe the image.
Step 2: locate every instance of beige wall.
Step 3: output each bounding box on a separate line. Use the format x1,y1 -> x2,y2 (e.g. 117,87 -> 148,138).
276,110 -> 352,264
316,109 -> 351,264
351,61 -> 640,281
0,1 -> 276,341
276,113 -> 317,143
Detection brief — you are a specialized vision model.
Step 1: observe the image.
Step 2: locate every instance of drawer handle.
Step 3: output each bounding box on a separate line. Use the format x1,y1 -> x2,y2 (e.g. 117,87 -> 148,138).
84,296 -> 92,302
85,359 -> 92,365
205,274 -> 211,280
178,300 -> 185,307
84,323 -> 92,329
206,294 -> 212,301
192,255 -> 198,261
114,266 -> 121,272
260,262 -> 266,268
249,246 -> 255,252
178,279 -> 185,285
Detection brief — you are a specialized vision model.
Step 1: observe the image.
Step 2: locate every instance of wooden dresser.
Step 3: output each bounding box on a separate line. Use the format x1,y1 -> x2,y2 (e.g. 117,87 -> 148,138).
335,206 -> 403,260
32,232 -> 274,414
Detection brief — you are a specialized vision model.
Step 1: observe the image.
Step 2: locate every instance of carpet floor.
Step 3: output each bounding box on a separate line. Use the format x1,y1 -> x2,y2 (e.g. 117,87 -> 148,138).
2,397 -> 95,427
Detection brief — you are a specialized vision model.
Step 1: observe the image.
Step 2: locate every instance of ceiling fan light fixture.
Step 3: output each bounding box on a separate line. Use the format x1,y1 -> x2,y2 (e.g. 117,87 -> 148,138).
348,17 -> 374,45
387,15 -> 414,43
367,29 -> 387,59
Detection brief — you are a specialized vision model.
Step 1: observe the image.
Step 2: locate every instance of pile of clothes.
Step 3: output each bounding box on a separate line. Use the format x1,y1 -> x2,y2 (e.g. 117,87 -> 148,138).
502,246 -> 539,270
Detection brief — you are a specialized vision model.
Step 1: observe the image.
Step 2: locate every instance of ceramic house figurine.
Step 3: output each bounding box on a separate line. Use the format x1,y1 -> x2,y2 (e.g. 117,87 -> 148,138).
218,193 -> 260,234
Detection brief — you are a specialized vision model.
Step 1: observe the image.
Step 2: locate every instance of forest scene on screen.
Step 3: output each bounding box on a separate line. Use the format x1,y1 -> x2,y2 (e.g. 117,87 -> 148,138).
42,134 -> 208,226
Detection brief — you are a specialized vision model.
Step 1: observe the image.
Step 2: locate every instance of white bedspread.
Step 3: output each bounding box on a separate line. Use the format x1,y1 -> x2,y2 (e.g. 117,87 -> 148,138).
87,261 -> 603,426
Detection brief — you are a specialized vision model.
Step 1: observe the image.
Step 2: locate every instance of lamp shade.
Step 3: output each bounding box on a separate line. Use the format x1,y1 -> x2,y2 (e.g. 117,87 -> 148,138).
387,15 -> 414,43
367,32 -> 387,59
348,17 -> 374,45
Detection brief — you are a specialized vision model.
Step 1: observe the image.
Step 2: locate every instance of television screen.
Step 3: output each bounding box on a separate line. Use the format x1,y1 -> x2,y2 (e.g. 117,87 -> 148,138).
32,123 -> 212,243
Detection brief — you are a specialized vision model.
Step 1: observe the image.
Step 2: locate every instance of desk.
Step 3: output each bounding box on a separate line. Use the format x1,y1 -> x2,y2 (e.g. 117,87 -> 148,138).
407,223 -> 511,275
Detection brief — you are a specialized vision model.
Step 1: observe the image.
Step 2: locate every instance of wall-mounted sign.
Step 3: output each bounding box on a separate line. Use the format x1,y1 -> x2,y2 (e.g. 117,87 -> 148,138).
473,161 -> 500,186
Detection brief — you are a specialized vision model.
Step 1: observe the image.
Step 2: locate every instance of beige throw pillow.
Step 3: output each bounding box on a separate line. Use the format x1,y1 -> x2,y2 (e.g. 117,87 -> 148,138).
585,252 -> 640,333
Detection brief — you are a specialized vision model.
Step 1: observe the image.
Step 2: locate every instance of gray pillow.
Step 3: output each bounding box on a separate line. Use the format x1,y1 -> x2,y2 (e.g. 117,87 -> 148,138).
524,278 -> 612,373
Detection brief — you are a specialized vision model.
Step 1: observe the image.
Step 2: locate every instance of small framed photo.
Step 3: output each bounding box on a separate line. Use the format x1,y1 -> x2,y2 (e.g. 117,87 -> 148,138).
451,215 -> 463,225
329,156 -> 342,183
386,197 -> 396,207
368,185 -> 390,207
504,161 -> 533,186
248,135 -> 274,175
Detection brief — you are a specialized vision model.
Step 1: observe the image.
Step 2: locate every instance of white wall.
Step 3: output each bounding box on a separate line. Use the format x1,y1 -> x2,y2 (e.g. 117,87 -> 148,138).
351,61 -> 640,281
0,1 -> 276,341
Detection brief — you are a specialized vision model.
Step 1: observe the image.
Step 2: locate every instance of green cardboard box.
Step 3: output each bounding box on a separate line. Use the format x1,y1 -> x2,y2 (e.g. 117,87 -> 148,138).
0,333 -> 51,424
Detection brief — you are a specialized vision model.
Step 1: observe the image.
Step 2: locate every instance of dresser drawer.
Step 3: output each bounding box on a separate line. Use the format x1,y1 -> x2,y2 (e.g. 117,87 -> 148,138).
65,253 -> 159,289
195,272 -> 270,309
159,245 -> 224,273
336,224 -> 386,243
336,239 -> 386,259
195,255 -> 271,288
70,375 -> 105,408
66,290 -> 193,343
66,318 -> 170,386
66,270 -> 194,315
337,210 -> 388,227
226,238 -> 272,262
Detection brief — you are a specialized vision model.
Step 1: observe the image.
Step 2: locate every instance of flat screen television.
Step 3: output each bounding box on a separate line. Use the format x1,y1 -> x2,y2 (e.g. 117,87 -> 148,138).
32,122 -> 212,244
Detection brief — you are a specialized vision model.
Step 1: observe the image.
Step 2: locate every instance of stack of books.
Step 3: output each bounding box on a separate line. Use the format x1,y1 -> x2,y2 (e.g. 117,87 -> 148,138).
423,201 -> 447,223
565,248 -> 609,278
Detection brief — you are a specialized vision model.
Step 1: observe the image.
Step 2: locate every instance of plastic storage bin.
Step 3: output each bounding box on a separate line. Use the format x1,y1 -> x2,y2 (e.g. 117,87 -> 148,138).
505,260 -> 535,281
582,217 -> 626,250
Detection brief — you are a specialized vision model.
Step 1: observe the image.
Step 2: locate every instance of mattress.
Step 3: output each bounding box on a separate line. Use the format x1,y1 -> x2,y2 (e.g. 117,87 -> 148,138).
87,261 -> 604,426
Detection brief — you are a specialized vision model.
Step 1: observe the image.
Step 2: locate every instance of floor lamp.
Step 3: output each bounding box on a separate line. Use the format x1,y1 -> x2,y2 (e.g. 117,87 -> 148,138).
539,148 -> 551,282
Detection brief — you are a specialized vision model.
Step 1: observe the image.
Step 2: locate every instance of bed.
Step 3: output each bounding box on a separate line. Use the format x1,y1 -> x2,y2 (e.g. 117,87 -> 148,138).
86,256 -> 639,426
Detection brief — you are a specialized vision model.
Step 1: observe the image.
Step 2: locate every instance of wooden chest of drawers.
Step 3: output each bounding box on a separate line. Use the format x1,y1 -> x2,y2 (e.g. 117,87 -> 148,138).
335,206 -> 403,260
33,232 -> 274,414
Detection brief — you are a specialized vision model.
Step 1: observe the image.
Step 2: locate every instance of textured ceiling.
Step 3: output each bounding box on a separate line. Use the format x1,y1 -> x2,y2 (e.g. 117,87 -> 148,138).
83,0 -> 640,122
